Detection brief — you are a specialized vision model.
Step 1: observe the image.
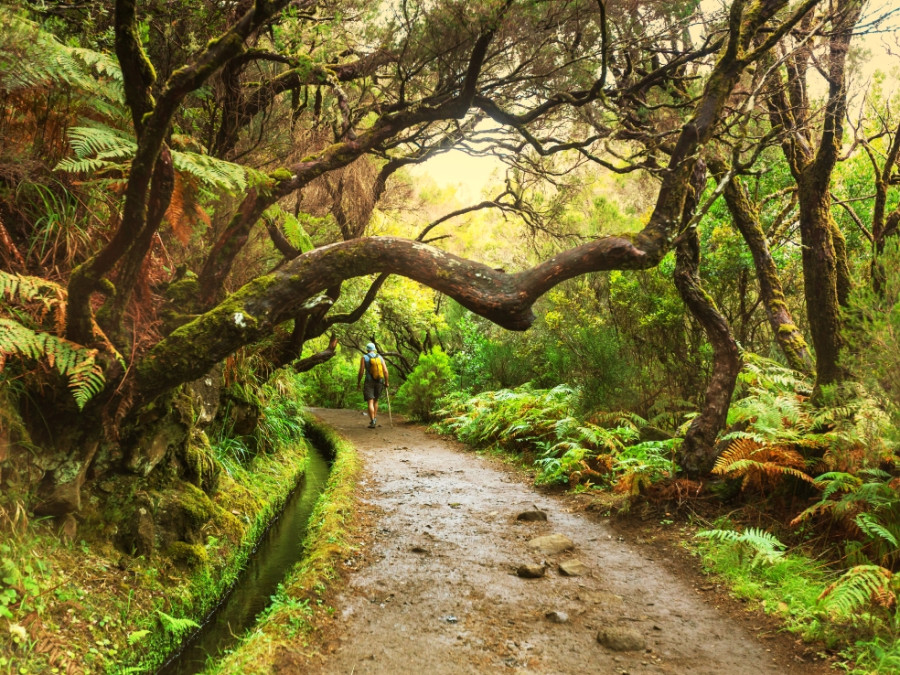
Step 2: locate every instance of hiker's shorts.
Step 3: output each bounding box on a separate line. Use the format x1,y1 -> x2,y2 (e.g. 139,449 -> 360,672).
363,379 -> 385,402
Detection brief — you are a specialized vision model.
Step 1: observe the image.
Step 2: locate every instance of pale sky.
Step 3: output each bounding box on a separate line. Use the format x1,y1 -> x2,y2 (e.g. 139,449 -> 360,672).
408,151 -> 503,201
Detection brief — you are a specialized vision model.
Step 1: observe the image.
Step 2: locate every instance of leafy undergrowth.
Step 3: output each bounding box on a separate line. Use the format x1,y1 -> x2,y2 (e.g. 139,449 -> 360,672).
0,377 -> 311,674
207,417 -> 360,675
694,523 -> 900,674
432,355 -> 900,673
435,384 -> 679,493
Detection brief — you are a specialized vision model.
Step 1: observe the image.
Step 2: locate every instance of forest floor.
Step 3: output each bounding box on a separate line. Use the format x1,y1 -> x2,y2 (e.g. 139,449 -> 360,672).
289,408 -> 835,675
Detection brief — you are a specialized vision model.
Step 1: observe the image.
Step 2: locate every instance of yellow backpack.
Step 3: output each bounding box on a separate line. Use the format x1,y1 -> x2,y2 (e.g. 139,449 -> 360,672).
366,354 -> 384,380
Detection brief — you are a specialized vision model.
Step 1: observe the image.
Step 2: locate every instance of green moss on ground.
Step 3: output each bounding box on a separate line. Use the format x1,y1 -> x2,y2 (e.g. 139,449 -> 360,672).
0,424 -> 310,675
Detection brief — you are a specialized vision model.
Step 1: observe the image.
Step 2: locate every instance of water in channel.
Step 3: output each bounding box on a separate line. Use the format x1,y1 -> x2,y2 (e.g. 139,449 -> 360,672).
157,442 -> 331,675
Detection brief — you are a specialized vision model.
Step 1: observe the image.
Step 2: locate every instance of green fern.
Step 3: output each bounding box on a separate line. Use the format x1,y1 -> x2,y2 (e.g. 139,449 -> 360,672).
0,8 -> 124,107
818,565 -> 896,617
738,353 -> 812,393
0,319 -> 105,410
1,270 -> 106,409
856,513 -> 900,549
0,270 -> 65,318
156,610 -> 200,638
696,527 -> 787,567
55,123 -> 261,195
264,204 -> 314,253
171,150 -> 249,193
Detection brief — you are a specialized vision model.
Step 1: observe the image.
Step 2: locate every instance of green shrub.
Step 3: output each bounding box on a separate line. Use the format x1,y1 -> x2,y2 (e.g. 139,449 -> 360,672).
296,352 -> 361,409
844,239 -> 900,424
435,384 -> 652,486
394,346 -> 454,421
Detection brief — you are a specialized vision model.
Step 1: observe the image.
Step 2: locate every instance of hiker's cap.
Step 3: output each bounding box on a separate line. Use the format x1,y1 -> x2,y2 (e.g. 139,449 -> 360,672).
366,342 -> 377,352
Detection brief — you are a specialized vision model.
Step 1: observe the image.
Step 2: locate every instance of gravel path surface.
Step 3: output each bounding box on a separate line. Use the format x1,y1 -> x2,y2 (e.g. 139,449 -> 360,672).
304,409 -> 828,675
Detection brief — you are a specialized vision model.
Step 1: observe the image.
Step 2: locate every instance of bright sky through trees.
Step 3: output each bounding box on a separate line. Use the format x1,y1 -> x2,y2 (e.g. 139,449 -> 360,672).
414,0 -> 900,198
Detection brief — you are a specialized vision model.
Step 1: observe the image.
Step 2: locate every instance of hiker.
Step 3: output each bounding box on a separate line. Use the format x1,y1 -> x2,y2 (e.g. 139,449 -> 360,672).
357,342 -> 389,428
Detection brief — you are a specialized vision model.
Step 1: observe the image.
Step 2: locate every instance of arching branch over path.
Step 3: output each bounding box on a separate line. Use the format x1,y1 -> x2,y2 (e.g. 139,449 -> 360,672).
136,233 -> 649,400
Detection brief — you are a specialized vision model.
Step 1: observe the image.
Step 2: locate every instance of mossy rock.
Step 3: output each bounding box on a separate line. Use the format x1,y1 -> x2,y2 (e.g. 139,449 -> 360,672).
126,416 -> 188,478
115,497 -> 156,558
156,481 -> 217,546
184,430 -> 220,494
211,508 -> 245,547
168,541 -> 209,570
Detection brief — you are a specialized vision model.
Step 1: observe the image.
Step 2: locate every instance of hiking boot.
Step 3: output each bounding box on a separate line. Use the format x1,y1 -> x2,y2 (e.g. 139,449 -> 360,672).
368,419 -> 376,428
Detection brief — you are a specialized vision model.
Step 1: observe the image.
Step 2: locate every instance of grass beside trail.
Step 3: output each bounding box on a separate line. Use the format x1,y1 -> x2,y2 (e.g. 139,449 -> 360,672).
693,529 -> 900,675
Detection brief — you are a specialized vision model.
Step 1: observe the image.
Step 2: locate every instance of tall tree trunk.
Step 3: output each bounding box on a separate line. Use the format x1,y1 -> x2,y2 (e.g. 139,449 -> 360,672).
673,163 -> 742,475
865,119 -> 900,292
764,0 -> 862,391
674,227 -> 742,475
797,172 -> 846,388
714,165 -> 814,373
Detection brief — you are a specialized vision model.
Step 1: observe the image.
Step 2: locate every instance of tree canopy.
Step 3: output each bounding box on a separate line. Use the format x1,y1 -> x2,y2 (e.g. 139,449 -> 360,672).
2,0 -> 900,509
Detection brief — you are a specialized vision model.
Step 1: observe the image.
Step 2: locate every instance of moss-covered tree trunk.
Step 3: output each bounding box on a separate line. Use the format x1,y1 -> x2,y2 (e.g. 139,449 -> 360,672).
766,0 -> 862,391
714,165 -> 814,374
673,227 -> 742,475
797,174 -> 847,386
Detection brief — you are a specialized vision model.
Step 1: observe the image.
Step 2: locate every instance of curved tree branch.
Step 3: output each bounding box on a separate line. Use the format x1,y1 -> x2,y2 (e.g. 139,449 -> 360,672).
136,232 -> 650,401
292,334 -> 339,373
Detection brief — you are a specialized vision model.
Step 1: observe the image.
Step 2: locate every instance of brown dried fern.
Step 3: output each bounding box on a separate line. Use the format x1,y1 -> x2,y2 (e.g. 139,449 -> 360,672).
714,438 -> 814,492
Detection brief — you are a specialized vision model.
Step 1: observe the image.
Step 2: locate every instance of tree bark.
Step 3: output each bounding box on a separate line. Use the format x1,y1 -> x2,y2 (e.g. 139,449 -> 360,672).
673,161 -> 742,475
766,0 -> 862,390
712,162 -> 814,373
797,176 -> 846,387
674,227 -> 742,475
136,233 -> 652,402
98,146 -> 175,340
291,335 -> 339,373
865,119 -> 900,291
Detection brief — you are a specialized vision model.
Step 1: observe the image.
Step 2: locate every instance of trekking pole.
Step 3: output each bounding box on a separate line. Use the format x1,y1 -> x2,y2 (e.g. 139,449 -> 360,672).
385,383 -> 393,427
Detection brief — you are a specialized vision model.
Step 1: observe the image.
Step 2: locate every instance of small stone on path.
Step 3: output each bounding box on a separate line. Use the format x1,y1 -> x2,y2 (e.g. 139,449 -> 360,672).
516,564 -> 546,579
597,627 -> 647,652
517,509 -> 548,522
559,559 -> 589,577
527,533 -> 574,555
545,610 -> 569,623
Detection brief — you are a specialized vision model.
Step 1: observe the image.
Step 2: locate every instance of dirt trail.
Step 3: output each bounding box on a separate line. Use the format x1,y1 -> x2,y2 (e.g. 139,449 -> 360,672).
304,409 -> 827,675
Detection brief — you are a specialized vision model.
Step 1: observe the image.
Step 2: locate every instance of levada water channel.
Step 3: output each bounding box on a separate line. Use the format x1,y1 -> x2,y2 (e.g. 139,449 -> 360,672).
157,439 -> 332,674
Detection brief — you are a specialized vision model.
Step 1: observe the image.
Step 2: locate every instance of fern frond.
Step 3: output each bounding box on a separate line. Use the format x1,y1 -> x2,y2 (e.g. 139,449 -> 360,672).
0,270 -> 65,308
172,150 -> 248,193
713,438 -> 761,474
156,610 -> 200,638
815,472 -> 864,499
855,513 -> 900,549
0,318 -> 105,410
818,565 -> 894,617
790,500 -> 836,527
0,9 -> 124,106
696,527 -> 786,566
859,468 -> 892,481
714,438 -> 813,491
